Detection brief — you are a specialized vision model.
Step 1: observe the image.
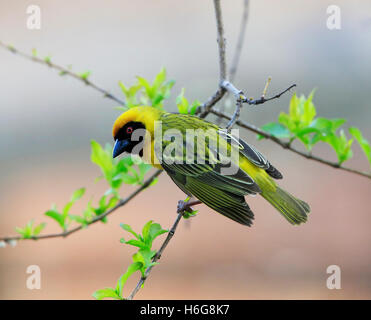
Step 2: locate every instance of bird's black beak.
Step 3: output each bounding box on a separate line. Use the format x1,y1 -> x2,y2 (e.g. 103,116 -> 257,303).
113,139 -> 130,158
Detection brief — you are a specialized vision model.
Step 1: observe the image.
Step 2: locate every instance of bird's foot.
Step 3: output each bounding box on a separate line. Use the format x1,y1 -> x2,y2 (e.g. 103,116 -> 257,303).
177,200 -> 192,214
177,198 -> 202,215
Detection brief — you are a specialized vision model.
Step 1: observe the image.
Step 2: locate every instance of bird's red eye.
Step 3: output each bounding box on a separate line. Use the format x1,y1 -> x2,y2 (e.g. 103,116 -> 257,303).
126,127 -> 133,134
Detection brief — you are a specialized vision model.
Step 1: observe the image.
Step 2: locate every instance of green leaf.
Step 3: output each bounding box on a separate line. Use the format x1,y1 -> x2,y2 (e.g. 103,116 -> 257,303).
289,93 -> 300,123
294,127 -> 322,150
132,252 -> 146,266
302,90 -> 316,125
125,239 -> 147,249
116,262 -> 142,297
310,118 -> 346,136
138,163 -> 152,182
15,227 -> 26,237
15,221 -> 37,239
331,119 -> 347,131
91,140 -> 114,182
93,288 -> 122,300
69,214 -> 86,224
121,156 -> 134,167
183,210 -> 198,219
114,106 -> 128,112
120,224 -> 141,240
33,222 -> 46,236
190,100 -> 201,115
45,210 -> 65,229
84,200 -> 96,220
349,127 -> 371,166
137,248 -> 156,269
78,71 -> 91,80
115,159 -> 129,174
118,81 -> 142,108
71,187 -> 85,202
62,187 -> 86,217
121,174 -> 138,185
326,130 -> 353,164
107,195 -> 119,209
152,67 -> 166,92
142,220 -> 153,243
176,88 -> 189,114
162,80 -> 175,100
152,93 -> 165,106
147,223 -> 167,245
280,92 -> 318,134
24,220 -> 34,238
98,195 -> 108,211
137,76 -> 153,99
62,202 -> 73,218
149,177 -> 159,187
258,122 -> 292,140
278,112 -> 294,131
118,81 -> 129,95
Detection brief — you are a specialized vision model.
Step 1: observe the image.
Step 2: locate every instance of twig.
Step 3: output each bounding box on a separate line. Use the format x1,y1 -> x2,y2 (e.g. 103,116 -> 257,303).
127,199 -> 202,300
221,80 -> 247,100
210,109 -> 371,179
0,41 -> 126,106
226,98 -> 243,131
244,83 -> 296,105
217,0 -> 249,124
220,78 -> 294,130
214,0 -> 227,81
229,0 -> 249,82
197,0 -> 228,118
0,170 -> 162,243
198,88 -> 226,119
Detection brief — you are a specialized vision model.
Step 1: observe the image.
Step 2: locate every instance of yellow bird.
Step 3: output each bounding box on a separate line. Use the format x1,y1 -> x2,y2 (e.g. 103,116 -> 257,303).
112,106 -> 310,227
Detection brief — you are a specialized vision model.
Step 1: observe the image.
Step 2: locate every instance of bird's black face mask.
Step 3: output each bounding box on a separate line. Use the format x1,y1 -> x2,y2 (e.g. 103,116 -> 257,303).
113,121 -> 146,158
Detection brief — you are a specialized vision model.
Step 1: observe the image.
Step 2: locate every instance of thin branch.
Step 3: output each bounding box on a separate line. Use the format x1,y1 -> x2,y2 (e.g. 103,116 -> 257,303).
221,80 -> 247,100
229,0 -> 249,83
226,98 -> 243,131
197,0 -> 228,118
244,83 -> 297,105
221,78 -> 295,107
0,41 -> 126,106
217,0 -> 249,125
198,88 -> 225,118
214,0 -> 227,81
0,170 -> 162,243
221,79 -> 295,130
127,199 -> 202,300
210,109 -> 371,179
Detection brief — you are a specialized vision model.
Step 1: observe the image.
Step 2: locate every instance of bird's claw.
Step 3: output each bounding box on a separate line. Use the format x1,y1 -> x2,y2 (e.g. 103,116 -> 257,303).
177,200 -> 193,214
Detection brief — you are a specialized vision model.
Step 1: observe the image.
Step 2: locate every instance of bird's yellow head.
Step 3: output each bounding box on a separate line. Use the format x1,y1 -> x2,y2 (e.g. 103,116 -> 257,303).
112,106 -> 162,159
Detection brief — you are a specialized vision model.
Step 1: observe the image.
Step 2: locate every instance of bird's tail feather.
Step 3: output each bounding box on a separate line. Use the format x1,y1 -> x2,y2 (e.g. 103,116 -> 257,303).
261,186 -> 310,225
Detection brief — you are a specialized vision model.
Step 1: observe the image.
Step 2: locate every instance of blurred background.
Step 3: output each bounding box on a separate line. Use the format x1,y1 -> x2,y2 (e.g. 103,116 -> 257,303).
1,0 -> 371,299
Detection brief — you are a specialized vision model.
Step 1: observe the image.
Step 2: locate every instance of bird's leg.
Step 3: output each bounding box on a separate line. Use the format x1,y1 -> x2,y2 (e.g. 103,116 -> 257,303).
177,197 -> 202,214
